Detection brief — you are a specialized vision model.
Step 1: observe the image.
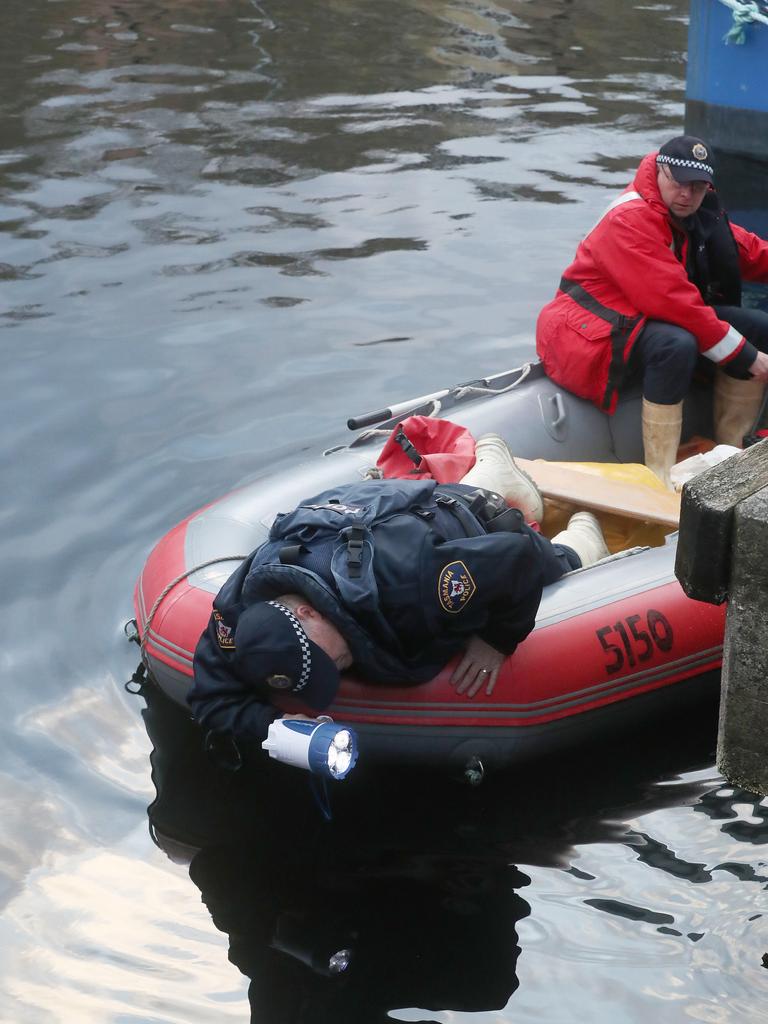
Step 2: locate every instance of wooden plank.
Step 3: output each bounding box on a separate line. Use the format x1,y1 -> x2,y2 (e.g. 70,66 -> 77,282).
516,459 -> 681,527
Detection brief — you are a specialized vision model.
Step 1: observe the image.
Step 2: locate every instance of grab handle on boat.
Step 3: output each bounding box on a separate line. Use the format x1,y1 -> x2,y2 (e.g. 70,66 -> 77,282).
539,391 -> 568,442
550,392 -> 566,427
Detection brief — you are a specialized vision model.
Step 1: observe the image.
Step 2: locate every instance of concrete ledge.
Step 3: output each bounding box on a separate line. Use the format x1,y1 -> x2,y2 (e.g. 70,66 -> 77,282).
715,486 -> 768,795
674,440 -> 768,604
717,745 -> 768,796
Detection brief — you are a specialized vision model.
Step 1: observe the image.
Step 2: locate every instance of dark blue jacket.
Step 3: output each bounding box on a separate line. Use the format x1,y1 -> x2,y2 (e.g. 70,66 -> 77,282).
189,479 -> 569,742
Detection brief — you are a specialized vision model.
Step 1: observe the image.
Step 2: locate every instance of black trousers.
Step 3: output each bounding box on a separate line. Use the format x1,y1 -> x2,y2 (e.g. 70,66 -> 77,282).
625,305 -> 768,404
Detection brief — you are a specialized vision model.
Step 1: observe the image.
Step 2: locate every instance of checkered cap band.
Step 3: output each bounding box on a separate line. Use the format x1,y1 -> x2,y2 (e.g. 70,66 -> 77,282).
656,154 -> 714,177
267,600 -> 312,691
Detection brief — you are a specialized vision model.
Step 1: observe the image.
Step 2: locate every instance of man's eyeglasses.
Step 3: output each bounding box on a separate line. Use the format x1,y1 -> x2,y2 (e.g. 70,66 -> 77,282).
660,164 -> 710,196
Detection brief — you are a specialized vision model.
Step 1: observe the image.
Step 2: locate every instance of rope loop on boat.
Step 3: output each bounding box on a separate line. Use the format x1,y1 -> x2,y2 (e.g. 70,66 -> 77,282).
139,555 -> 248,664
718,0 -> 768,44
453,360 -> 532,402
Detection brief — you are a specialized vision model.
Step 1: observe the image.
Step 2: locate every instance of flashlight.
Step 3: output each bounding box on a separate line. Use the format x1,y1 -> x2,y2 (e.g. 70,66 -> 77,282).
262,718 -> 359,780
271,911 -> 353,975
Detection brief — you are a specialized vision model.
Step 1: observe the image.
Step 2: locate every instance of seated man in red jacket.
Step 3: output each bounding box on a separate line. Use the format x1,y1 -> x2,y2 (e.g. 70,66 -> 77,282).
536,135 -> 768,488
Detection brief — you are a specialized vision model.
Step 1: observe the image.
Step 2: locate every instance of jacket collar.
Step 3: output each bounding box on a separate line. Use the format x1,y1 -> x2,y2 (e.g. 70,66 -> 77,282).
632,151 -> 670,217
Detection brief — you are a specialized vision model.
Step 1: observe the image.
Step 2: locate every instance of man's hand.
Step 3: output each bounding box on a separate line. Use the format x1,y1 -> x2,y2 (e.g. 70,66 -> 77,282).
748,351 -> 768,382
449,635 -> 505,699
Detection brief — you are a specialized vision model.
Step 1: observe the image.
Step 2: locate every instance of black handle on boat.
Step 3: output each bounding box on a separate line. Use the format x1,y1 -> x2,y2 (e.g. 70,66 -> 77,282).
347,408 -> 394,430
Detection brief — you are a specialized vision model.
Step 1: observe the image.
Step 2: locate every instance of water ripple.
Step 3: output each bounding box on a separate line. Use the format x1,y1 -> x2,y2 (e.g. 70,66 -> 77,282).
6,1 -> 766,1021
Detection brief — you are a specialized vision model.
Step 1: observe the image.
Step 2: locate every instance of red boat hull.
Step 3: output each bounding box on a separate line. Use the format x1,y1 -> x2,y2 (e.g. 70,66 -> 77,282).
131,363 -> 726,772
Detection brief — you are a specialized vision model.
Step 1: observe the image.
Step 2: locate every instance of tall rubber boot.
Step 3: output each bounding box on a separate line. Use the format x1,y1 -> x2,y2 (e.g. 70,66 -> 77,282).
460,434 -> 543,524
551,511 -> 609,568
713,371 -> 765,448
641,398 -> 683,490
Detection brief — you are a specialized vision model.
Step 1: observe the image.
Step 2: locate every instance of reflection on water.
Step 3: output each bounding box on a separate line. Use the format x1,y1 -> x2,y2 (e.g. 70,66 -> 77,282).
136,678 -> 767,1024
3,843 -> 243,1022
1,0 -> 767,1020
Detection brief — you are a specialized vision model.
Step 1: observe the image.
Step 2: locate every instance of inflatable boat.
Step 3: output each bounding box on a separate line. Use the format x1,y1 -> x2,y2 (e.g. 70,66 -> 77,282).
131,361 -> 725,777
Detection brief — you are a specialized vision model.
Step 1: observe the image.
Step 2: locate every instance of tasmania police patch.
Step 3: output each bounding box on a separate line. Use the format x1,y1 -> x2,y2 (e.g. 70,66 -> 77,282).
438,560 -> 476,613
214,610 -> 235,649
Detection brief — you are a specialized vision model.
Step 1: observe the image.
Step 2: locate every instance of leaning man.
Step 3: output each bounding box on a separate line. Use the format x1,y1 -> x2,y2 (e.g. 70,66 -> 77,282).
189,437 -> 608,749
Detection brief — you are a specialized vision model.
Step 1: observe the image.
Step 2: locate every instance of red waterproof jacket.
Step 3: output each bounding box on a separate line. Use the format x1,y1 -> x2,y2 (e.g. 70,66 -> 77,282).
536,152 -> 768,412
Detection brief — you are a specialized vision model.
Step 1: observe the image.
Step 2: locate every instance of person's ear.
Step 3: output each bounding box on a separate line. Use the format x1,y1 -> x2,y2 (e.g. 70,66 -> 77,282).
292,602 -> 319,624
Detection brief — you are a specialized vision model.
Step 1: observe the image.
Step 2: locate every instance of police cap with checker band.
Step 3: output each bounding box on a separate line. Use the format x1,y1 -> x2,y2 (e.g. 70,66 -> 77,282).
656,135 -> 714,185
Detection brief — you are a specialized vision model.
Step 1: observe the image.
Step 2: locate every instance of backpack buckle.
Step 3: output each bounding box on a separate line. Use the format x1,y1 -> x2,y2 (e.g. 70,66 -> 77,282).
344,527 -> 365,578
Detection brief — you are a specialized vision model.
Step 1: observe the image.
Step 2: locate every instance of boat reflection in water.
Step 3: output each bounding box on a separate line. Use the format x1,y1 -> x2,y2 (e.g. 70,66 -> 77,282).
137,672 -> 721,1023
713,150 -> 768,242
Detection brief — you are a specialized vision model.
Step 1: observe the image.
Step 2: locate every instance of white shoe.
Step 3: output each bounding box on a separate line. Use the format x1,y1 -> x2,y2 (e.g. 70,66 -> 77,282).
551,511 -> 609,568
460,434 -> 544,524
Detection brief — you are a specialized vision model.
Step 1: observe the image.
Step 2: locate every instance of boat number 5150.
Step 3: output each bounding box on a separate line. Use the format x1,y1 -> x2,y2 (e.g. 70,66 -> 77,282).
596,610 -> 674,674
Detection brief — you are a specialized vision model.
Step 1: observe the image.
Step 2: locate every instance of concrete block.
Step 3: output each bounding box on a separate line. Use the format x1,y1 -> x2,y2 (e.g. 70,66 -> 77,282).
675,439 -> 768,604
716,486 -> 768,796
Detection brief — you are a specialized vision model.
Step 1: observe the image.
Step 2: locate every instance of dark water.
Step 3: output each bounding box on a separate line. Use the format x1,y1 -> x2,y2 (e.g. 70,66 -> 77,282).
1,1 -> 766,1021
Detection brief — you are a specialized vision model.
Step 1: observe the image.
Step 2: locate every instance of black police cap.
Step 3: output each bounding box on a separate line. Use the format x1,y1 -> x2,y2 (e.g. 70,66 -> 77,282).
233,600 -> 340,711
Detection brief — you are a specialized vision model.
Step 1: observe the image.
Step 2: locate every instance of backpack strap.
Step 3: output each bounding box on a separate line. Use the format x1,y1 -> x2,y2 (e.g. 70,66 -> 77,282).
278,544 -> 308,565
434,491 -> 485,537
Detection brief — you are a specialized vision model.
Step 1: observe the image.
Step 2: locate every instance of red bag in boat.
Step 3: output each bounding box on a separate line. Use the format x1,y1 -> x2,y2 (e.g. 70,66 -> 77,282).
376,416 -> 477,483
